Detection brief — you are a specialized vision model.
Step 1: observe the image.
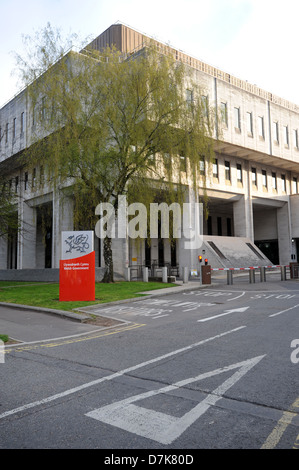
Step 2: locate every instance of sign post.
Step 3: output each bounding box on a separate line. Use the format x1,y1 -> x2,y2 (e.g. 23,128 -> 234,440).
59,231 -> 95,301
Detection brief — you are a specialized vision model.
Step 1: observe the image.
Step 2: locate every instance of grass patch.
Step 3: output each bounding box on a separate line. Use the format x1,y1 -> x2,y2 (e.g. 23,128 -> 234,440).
0,334 -> 9,343
0,281 -> 176,312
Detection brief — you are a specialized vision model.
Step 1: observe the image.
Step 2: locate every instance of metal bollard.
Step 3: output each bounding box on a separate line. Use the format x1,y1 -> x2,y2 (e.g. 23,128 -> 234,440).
183,267 -> 189,284
162,267 -> 168,283
227,270 -> 233,285
249,269 -> 255,283
143,267 -> 148,283
281,265 -> 286,281
260,266 -> 266,282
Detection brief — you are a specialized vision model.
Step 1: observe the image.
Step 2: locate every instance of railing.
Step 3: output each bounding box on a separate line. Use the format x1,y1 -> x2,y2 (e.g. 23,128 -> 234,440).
211,265 -> 292,285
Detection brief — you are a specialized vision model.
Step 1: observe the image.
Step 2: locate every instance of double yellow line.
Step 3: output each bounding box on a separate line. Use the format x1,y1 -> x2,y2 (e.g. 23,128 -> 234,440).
261,397 -> 299,449
4,322 -> 144,354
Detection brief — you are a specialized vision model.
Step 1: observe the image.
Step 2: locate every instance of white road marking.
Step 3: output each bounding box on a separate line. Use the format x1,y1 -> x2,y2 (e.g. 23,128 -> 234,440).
86,355 -> 265,445
0,326 -> 246,421
269,304 -> 299,318
198,307 -> 249,322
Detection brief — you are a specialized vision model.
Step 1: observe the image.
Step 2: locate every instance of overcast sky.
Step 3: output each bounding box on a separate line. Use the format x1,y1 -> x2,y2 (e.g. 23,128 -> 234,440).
1,0 -> 298,107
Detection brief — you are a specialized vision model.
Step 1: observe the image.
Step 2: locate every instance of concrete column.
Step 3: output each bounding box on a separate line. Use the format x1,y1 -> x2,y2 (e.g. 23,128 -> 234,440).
277,202 -> 292,265
178,186 -> 203,274
233,162 -> 254,240
233,195 -> 254,240
19,201 -> 36,269
53,192 -> 74,268
0,237 -> 8,269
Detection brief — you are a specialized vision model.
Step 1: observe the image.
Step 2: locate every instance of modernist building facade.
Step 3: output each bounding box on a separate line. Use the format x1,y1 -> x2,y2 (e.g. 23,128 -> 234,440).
1,23 -> 299,279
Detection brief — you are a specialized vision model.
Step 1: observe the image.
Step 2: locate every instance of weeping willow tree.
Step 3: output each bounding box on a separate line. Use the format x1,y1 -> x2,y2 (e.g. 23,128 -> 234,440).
16,24 -> 215,282
0,175 -> 19,238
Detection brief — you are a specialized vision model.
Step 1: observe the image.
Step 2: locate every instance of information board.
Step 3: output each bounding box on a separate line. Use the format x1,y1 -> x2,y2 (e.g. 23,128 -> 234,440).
59,231 -> 95,301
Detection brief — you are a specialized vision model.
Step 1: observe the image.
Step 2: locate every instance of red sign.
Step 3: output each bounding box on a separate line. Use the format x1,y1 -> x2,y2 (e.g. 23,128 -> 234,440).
59,231 -> 95,301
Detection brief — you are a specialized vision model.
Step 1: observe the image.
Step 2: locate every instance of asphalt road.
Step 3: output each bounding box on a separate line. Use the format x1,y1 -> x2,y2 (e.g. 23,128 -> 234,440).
0,277 -> 299,452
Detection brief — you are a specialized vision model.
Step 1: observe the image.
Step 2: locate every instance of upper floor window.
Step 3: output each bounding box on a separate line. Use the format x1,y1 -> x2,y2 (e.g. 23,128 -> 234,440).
258,116 -> 265,139
272,172 -> 277,190
252,167 -> 257,187
294,129 -> 299,149
225,161 -> 231,181
186,89 -> 193,107
20,112 -> 25,135
293,177 -> 298,194
234,107 -> 241,131
5,123 -> 8,143
201,95 -> 209,118
237,163 -> 242,183
213,158 -> 219,179
247,112 -> 253,135
220,102 -> 228,126
273,121 -> 279,143
281,174 -> 286,192
13,118 -> 16,140
283,126 -> 289,147
262,170 -> 267,188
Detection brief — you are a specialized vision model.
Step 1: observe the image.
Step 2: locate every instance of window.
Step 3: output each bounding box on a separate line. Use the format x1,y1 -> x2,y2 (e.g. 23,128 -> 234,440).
15,176 -> 19,194
247,112 -> 253,135
258,116 -> 264,139
272,172 -> 277,190
293,177 -> 298,194
32,168 -> 36,188
186,89 -> 193,106
262,170 -> 267,188
237,164 -> 242,183
281,174 -> 286,192
180,155 -> 187,173
234,107 -> 241,130
225,161 -> 231,181
40,165 -> 44,185
220,102 -> 228,126
294,129 -> 299,149
273,121 -> 279,143
283,126 -> 289,146
252,167 -> 257,187
5,123 -> 8,143
213,159 -> 219,179
148,154 -> 156,167
201,95 -> 209,118
199,157 -> 205,175
13,118 -> 16,140
21,112 -> 24,134
24,172 -> 28,191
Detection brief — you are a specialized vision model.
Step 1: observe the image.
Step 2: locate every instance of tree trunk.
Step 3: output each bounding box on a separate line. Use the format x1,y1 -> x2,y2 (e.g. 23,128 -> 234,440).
102,236 -> 114,283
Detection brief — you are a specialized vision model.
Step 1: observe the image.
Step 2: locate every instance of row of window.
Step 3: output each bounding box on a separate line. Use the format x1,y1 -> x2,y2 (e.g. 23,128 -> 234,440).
7,167 -> 43,194
212,159 -> 299,193
0,112 -> 25,144
219,102 -> 299,148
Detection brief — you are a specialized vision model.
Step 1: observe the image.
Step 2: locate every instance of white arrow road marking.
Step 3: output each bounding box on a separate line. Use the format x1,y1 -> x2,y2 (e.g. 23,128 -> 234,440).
0,326 -> 245,421
198,307 -> 249,322
85,355 -> 265,445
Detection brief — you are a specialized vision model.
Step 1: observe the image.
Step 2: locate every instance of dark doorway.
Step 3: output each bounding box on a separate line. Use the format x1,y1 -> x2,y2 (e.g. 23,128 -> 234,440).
255,240 -> 279,265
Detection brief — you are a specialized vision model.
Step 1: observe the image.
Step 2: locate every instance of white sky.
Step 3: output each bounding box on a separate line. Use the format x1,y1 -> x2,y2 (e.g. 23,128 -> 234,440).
1,0 -> 299,107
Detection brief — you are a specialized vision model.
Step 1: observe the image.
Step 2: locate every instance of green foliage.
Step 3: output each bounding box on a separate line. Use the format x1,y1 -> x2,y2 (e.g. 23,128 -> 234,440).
16,24 -> 216,281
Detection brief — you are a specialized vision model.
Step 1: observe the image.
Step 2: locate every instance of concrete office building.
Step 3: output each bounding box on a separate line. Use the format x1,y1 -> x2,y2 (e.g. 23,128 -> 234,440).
1,23 -> 299,281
